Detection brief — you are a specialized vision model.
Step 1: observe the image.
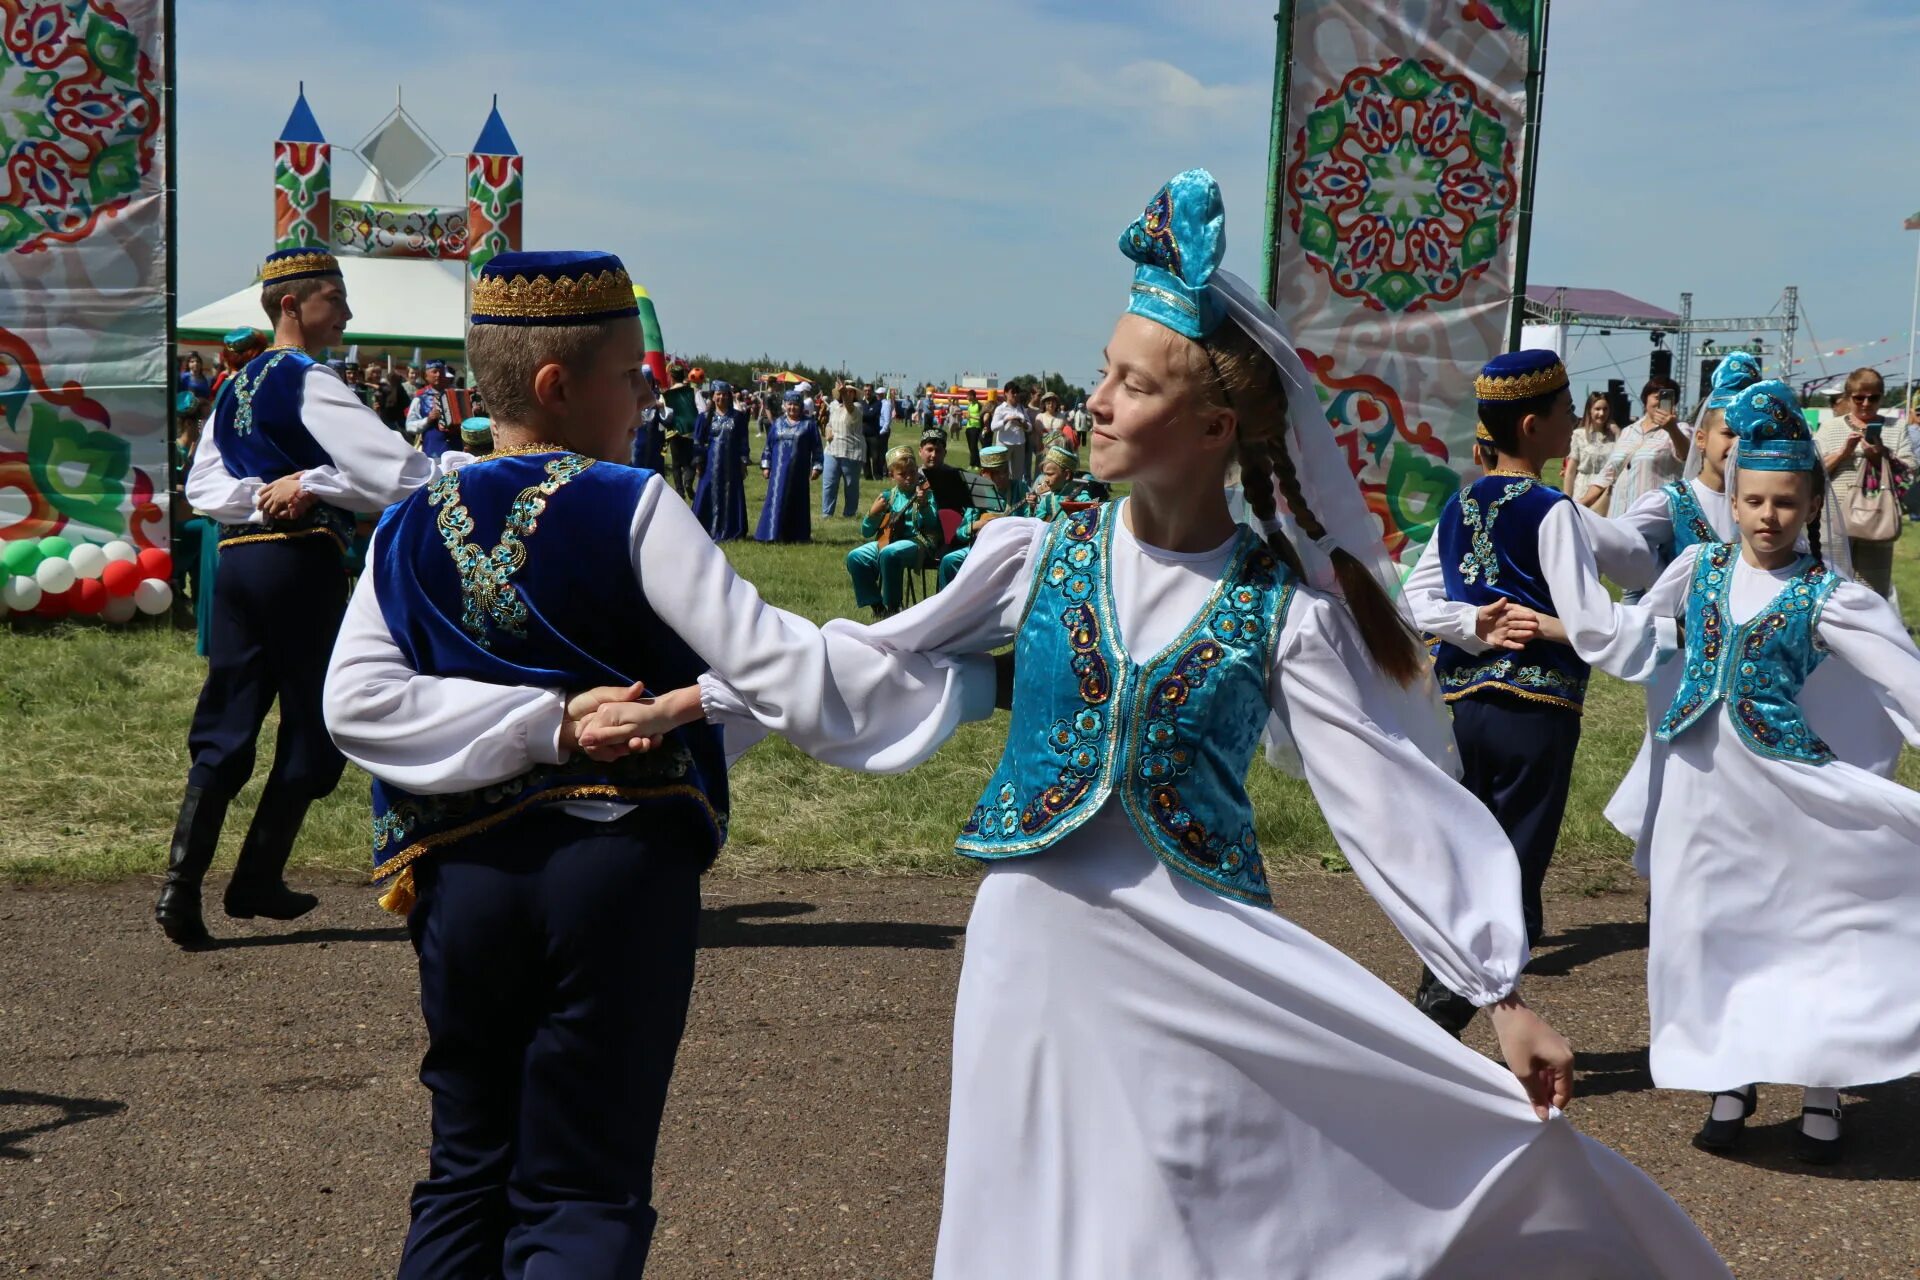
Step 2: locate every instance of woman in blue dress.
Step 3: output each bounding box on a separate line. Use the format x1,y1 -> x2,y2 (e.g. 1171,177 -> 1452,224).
755,390 -> 823,542
691,381 -> 751,541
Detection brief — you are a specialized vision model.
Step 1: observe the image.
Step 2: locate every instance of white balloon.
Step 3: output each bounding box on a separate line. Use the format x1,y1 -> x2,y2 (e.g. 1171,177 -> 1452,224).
132,577 -> 173,615
101,540 -> 139,564
3,574 -> 43,611
34,555 -> 75,594
68,543 -> 108,579
101,594 -> 138,624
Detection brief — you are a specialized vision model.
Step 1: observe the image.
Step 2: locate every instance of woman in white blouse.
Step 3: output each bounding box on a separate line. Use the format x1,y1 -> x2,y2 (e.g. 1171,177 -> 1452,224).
1581,376 -> 1689,513
1563,391 -> 1618,510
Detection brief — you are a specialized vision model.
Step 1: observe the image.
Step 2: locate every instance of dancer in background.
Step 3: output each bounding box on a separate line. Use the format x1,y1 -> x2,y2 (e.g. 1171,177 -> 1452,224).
756,389 -> 822,543
1588,378 -> 1920,1164
631,368 -> 668,472
586,171 -> 1727,1279
161,247 -> 431,950
406,360 -> 457,460
691,381 -> 750,542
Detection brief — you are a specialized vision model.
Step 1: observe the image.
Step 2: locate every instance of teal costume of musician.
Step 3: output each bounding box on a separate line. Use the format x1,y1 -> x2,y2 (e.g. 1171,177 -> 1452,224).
847,482 -> 939,612
957,503 -> 1294,905
938,453 -> 1028,588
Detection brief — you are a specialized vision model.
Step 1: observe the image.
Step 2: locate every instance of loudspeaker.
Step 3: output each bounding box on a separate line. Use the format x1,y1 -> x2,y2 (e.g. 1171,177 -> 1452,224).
1649,349 -> 1673,383
1700,358 -> 1721,397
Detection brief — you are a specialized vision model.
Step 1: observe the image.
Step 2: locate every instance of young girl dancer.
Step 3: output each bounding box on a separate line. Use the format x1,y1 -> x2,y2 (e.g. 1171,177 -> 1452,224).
1588,378 -> 1920,1163
588,172 -> 1726,1277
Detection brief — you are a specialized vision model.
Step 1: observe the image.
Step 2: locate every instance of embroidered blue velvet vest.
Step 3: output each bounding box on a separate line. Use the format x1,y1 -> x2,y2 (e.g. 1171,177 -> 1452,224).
1657,541 -> 1838,765
1430,474 -> 1589,711
368,450 -> 728,908
1661,480 -> 1717,562
209,347 -> 354,551
956,505 -> 1293,906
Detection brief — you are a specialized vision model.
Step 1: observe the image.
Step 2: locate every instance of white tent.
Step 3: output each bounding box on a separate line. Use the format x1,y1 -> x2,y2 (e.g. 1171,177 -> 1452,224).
177,255 -> 468,348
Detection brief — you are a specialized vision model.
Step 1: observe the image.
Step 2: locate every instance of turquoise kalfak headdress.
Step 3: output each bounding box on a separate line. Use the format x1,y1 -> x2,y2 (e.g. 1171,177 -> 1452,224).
1120,169 -> 1226,340
1705,351 -> 1762,409
1727,379 -> 1816,472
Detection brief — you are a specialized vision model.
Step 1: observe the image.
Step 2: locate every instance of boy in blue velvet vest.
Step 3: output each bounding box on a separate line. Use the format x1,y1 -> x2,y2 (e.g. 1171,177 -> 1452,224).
158,248 -> 429,949
325,251 -> 735,1277
1405,351 -> 1589,1033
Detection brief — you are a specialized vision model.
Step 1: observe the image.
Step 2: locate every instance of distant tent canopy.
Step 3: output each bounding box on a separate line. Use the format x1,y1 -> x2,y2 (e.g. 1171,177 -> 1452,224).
177,256 -> 468,350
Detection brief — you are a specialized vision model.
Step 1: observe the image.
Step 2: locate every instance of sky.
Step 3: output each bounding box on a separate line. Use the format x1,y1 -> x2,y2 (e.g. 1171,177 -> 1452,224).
176,0 -> 1920,395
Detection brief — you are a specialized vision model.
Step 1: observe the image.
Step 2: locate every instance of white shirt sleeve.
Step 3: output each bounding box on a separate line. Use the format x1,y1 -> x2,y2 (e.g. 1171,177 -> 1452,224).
1816,580 -> 1920,745
322,531 -> 571,794
621,475 -> 1002,772
1581,499 -> 1661,592
1274,590 -> 1526,1005
183,422 -> 263,524
1401,532 -> 1488,652
301,369 -> 435,512
404,390 -> 436,435
1536,501 -> 1677,682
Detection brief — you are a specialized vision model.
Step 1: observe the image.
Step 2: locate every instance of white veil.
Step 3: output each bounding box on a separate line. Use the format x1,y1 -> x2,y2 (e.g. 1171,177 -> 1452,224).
1205,269 -> 1460,778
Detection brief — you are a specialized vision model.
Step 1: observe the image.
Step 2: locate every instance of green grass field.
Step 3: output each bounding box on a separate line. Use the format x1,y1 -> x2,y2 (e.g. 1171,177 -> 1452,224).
4,464 -> 1917,891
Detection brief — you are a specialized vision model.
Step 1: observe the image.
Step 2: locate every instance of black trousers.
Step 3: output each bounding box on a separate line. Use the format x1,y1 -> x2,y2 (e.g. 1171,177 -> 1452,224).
861,431 -> 886,478
665,436 -> 697,501
185,536 -> 348,803
964,426 -> 982,468
1452,691 -> 1582,947
398,810 -> 703,1280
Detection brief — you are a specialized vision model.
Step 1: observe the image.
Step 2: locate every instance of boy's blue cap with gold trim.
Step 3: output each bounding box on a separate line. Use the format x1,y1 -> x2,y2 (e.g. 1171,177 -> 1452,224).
1120,169 -> 1226,341
469,250 -> 640,327
1728,379 -> 1817,472
1475,349 -> 1569,404
1705,351 -> 1762,409
260,247 -> 341,283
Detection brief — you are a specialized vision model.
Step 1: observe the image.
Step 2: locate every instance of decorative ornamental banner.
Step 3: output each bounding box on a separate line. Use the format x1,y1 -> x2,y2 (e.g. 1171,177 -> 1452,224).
0,0 -> 172,560
1267,0 -> 1544,561
331,200 -> 469,259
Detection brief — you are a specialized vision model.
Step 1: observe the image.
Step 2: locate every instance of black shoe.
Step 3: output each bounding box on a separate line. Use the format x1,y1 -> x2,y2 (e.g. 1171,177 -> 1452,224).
223,787 -> 319,922
155,785 -> 229,950
1691,1085 -> 1756,1153
1793,1103 -> 1843,1165
1411,966 -> 1478,1038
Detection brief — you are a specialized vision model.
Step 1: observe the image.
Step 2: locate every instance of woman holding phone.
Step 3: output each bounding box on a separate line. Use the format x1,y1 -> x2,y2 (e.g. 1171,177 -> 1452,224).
1581,375 -> 1689,513
1816,366 -> 1915,597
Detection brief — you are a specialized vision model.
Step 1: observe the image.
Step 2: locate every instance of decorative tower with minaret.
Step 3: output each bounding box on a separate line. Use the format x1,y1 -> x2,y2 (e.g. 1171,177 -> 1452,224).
465,97 -> 522,280
273,84 -> 330,251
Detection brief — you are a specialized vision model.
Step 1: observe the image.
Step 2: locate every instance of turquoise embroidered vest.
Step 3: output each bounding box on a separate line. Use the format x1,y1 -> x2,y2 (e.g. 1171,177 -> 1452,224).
956,505 -> 1294,906
1657,541 -> 1839,765
1661,480 -> 1717,562
208,347 -> 355,551
1429,474 -> 1589,711
367,451 -> 729,906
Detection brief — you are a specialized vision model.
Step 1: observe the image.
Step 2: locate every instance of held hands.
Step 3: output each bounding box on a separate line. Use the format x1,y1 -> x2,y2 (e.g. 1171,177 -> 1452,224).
1474,599 -> 1538,650
1487,993 -> 1575,1119
576,685 -> 705,759
558,682 -> 653,760
255,473 -> 314,521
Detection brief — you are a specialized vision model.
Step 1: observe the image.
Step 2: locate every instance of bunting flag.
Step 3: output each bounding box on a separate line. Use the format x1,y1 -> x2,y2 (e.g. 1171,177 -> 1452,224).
1264,0 -> 1547,561
1903,210 -> 1920,231
0,0 -> 172,552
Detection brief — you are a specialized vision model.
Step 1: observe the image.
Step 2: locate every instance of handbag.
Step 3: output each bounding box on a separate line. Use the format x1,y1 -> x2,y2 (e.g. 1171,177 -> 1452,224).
1845,454 -> 1901,541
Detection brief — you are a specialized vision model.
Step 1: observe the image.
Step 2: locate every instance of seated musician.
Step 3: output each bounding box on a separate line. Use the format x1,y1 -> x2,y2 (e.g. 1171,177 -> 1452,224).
845,445 -> 940,620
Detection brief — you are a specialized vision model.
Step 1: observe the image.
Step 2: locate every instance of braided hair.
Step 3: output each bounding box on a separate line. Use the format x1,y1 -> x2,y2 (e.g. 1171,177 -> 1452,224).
1805,467 -> 1827,573
1197,320 -> 1424,686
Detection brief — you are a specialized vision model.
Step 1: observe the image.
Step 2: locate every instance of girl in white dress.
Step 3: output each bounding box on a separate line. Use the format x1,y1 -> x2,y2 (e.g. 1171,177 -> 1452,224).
1590,377 -> 1920,1163
589,171 -> 1727,1277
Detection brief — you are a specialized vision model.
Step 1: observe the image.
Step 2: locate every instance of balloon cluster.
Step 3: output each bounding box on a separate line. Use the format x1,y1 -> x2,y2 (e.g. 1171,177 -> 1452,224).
0,536 -> 174,622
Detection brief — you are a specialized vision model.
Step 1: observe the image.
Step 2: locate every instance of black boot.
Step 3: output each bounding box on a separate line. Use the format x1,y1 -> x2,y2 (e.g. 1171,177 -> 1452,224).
223,787 -> 319,922
1412,966 -> 1478,1038
155,785 -> 229,949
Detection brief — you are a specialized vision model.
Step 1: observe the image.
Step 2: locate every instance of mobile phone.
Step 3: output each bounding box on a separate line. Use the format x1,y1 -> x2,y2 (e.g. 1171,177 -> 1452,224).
1865,422 -> 1883,446
1657,390 -> 1677,412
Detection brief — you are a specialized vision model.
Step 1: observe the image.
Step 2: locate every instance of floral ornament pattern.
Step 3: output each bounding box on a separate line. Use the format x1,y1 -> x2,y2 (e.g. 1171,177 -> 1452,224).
429,454 -> 596,647
1288,57 -> 1516,315
0,0 -> 160,255
1456,475 -> 1532,585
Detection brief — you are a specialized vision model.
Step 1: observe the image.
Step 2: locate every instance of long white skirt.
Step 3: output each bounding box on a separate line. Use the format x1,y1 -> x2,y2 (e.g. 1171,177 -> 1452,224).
1644,715 -> 1920,1092
933,816 -> 1727,1280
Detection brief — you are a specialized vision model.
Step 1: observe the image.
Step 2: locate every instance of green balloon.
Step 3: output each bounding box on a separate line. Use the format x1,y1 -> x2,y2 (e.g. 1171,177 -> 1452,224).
37,535 -> 73,561
0,539 -> 41,575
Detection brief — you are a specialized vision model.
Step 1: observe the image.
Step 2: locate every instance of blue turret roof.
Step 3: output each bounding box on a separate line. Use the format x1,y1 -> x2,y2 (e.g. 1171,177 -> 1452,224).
279,84 -> 325,144
471,96 -> 518,156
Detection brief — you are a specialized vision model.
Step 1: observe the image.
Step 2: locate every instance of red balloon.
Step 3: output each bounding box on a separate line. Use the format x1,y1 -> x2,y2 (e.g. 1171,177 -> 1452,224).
34,589 -> 70,618
101,559 -> 141,597
136,547 -> 172,579
70,578 -> 107,615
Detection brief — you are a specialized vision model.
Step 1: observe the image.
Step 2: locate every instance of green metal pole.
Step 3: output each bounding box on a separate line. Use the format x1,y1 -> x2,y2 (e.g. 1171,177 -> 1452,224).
1505,0 -> 1551,350
1261,1 -> 1297,306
